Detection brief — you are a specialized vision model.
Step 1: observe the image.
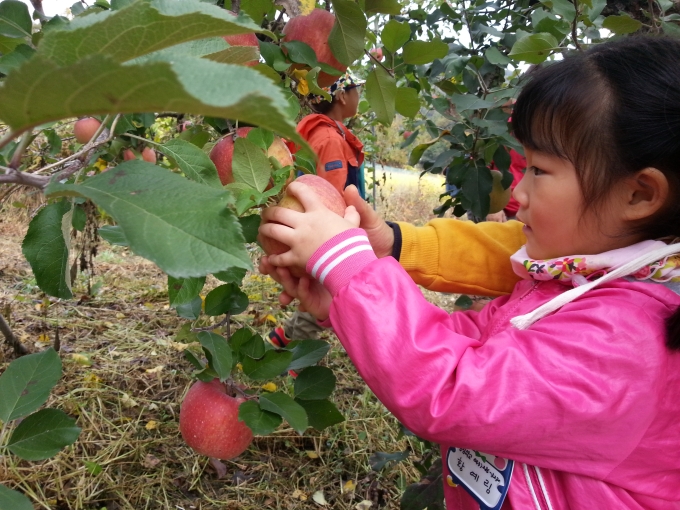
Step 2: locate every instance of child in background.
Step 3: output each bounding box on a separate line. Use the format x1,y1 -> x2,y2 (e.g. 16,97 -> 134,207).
268,71 -> 365,348
259,36 -> 680,509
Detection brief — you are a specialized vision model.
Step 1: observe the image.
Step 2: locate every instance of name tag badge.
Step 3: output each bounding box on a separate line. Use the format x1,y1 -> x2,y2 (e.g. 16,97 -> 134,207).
446,447 -> 514,510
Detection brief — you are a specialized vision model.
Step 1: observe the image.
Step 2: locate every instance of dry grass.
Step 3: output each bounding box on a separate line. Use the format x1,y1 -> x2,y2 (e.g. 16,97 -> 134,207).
0,171 -> 459,510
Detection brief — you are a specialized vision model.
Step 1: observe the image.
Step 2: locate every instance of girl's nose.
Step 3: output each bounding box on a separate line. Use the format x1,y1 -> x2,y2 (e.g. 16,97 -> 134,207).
512,172 -> 529,207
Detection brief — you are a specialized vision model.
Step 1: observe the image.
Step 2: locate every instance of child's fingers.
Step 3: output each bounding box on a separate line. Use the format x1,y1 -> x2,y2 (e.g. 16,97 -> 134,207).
260,205 -> 302,227
278,291 -> 295,306
258,222 -> 296,247
286,182 -> 325,211
266,251 -> 299,269
276,266 -> 301,298
343,205 -> 360,227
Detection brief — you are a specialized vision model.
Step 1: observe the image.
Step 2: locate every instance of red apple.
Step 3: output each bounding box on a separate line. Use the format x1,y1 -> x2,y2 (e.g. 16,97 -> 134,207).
258,174 -> 347,272
74,117 -> 101,144
141,147 -> 157,164
223,11 -> 259,67
282,9 -> 347,87
209,127 -> 294,186
123,149 -> 137,161
403,131 -> 413,139
369,47 -> 384,62
179,379 -> 253,460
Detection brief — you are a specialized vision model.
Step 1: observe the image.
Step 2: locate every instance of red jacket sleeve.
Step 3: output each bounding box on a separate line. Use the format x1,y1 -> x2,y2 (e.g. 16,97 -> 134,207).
310,132 -> 348,194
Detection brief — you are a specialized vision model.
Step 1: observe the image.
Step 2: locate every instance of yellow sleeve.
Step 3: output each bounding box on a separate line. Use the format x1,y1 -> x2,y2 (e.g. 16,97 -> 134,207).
396,219 -> 526,296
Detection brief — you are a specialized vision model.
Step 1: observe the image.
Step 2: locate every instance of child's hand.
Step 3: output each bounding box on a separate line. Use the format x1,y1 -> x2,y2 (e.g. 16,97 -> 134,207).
259,255 -> 332,321
259,181 -> 360,269
343,185 -> 395,259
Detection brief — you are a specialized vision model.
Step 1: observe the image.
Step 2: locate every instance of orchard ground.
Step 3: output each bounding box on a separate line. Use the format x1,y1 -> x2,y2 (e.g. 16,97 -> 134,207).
0,169 -> 460,510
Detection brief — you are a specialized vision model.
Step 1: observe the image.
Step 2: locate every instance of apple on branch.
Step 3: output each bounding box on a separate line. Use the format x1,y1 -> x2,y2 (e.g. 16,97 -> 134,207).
282,9 -> 347,88
209,127 -> 294,186
369,47 -> 384,62
223,12 -> 260,67
74,117 -> 102,144
179,379 -> 253,460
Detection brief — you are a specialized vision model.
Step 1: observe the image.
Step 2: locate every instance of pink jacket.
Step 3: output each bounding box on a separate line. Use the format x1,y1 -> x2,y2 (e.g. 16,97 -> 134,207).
308,230 -> 680,509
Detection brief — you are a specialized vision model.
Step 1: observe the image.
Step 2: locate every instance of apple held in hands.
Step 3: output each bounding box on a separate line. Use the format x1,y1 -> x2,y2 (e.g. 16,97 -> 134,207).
179,379 -> 253,460
258,174 -> 347,274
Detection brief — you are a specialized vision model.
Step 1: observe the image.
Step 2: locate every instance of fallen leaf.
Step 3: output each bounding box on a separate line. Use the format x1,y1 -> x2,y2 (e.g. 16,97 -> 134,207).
261,382 -> 277,392
142,454 -> 161,468
145,365 -> 164,374
292,489 -> 307,501
306,451 -> 319,459
265,314 -> 277,324
208,458 -> 227,479
343,480 -> 356,492
145,420 -> 158,430
312,491 -> 328,506
72,353 -> 93,366
355,501 -> 373,510
121,393 -> 139,408
115,313 -> 125,319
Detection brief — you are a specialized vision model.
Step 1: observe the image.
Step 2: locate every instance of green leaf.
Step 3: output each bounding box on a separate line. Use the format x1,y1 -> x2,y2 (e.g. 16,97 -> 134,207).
238,400 -> 282,435
206,45 -> 260,65
197,332 -> 232,381
213,267 -> 247,284
400,461 -> 444,510
228,327 -> 256,353
0,0 -> 31,38
97,225 -> 129,246
365,0 -> 401,15
450,93 -> 495,112
509,33 -> 558,64
241,0 -> 273,23
294,366 -> 336,400
295,399 -> 344,430
240,334 -> 266,359
0,348 -> 61,423
0,43 -> 34,75
176,296 -> 202,320
542,0 -> 576,20
160,139 -> 222,189
454,294 -> 473,310
232,137 -> 271,193
84,461 -> 103,476
329,0 -> 368,66
462,165 -> 493,218
238,214 -> 261,244
381,19 -> 411,54
485,46 -> 511,66
602,14 -> 643,34
167,275 -> 205,307
0,54 -> 301,146
286,340 -> 331,371
6,409 -> 81,461
46,162 -> 251,279
21,201 -> 73,299
0,484 -> 33,510
204,283 -> 249,316
258,392 -> 308,434
395,87 -> 420,118
402,40 -> 448,65
365,66 -> 396,126
241,350 -> 293,380
246,128 -> 275,151
369,450 -> 410,471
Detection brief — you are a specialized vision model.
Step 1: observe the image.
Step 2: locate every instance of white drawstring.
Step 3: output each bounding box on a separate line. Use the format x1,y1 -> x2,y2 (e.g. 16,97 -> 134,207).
511,243 -> 680,330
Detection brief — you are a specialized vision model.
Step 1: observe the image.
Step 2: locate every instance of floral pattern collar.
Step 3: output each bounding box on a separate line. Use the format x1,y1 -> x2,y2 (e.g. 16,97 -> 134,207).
511,240 -> 680,285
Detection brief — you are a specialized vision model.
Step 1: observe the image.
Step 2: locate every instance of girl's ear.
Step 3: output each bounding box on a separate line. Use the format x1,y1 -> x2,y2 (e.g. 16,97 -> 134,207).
335,90 -> 347,106
623,167 -> 669,221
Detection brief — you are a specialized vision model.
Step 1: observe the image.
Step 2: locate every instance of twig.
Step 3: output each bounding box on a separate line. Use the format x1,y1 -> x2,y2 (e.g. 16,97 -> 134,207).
571,0 -> 582,51
191,314 -> 231,333
0,310 -> 29,356
9,131 -> 33,170
364,49 -> 394,77
232,0 -> 241,12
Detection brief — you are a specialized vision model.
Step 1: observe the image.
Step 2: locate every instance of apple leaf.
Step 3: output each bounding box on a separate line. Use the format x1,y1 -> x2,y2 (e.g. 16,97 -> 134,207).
461,165 -> 493,219
295,399 -> 344,430
509,33 -> 558,64
601,14 -> 643,34
214,267 -> 248,284
237,214 -> 261,244
167,275 -> 205,307
0,484 -> 33,510
238,400 -> 282,436
21,200 -> 73,299
176,296 -> 202,320
365,0 -> 402,15
228,327 -> 257,353
286,340 -> 331,371
381,19 -> 411,54
365,66 -> 396,126
239,335 -> 266,360
294,366 -> 336,401
6,409 -> 81,461
160,139 -> 222,189
0,0 -> 32,38
232,138 -> 272,193
241,350 -> 293,380
395,86 -> 421,118
197,332 -> 232,381
46,162 -> 251,279
402,40 -> 449,65
205,45 -> 260,65
203,283 -> 249,316
258,392 -> 308,435
329,0 -> 368,66
0,348 -> 62,423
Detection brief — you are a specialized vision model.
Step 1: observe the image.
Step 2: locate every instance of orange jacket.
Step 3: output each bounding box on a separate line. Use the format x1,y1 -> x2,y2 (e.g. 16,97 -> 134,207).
296,114 -> 364,194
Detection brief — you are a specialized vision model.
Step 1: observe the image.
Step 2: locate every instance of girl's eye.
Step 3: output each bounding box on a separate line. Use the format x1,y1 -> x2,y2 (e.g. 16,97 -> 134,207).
530,166 -> 545,176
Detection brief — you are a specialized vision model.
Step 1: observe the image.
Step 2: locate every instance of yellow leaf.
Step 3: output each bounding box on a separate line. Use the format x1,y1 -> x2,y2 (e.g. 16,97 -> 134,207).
115,313 -> 125,319
37,333 -> 49,343
145,420 -> 158,430
312,491 -> 328,506
261,382 -> 277,392
84,373 -> 102,387
292,489 -> 307,501
146,365 -> 164,374
265,314 -> 277,324
94,158 -> 108,171
35,303 -> 42,311
103,321 -> 114,328
296,78 -> 310,96
299,0 -> 315,15
306,450 -> 319,459
343,480 -> 356,492
236,362 -> 243,372
143,302 -> 154,310
72,353 -> 93,366
292,68 -> 309,80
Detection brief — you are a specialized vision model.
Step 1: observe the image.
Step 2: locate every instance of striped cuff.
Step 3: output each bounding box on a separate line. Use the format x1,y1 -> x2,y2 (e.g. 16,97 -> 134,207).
306,228 -> 377,295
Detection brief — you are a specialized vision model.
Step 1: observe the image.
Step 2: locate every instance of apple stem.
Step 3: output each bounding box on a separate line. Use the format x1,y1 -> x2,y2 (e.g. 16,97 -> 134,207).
227,380 -> 255,400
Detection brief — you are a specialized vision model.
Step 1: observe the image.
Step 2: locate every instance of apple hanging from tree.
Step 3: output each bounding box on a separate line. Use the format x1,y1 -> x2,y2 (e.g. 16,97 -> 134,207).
123,149 -> 136,161
179,379 -> 253,460
403,131 -> 413,140
209,127 -> 294,186
282,9 -> 347,88
258,174 -> 347,276
141,147 -> 157,164
369,47 -> 384,62
74,117 -> 102,144
488,170 -> 512,214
